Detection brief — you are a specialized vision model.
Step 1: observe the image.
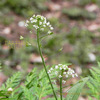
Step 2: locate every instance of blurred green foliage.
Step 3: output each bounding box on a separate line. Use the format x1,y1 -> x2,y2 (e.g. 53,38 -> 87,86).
79,0 -> 100,6
0,0 -> 48,16
62,7 -> 96,20
0,0 -> 100,77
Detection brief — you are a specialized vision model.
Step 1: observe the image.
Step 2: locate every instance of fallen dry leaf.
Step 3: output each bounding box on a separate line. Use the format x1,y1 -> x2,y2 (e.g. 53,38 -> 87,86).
85,4 -> 99,12
45,12 -> 61,19
88,24 -> 100,31
78,96 -> 88,100
46,2 -> 61,11
30,54 -> 47,63
62,43 -> 73,53
3,27 -> 11,35
0,72 -> 7,86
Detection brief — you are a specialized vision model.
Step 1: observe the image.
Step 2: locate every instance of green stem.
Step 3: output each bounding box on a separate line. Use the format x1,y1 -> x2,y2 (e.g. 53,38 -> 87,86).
36,29 -> 57,100
60,69 -> 63,100
39,95 -> 41,100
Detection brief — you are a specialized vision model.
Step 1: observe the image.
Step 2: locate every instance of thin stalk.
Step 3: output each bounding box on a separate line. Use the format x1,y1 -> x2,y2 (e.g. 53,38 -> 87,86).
36,29 -> 57,100
60,69 -> 63,100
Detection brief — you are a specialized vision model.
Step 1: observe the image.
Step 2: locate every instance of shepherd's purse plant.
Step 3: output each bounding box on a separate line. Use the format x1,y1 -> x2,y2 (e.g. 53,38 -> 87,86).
0,15 -> 89,100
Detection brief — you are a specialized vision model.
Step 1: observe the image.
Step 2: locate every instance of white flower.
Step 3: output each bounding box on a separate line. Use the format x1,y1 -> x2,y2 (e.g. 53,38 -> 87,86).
48,64 -> 78,84
49,25 -> 51,27
50,27 -> 54,30
55,71 -> 58,75
63,65 -> 67,70
26,20 -> 29,23
60,67 -> 62,70
25,23 -> 28,27
63,72 -> 66,75
54,80 -> 56,84
59,75 -> 62,78
75,73 -> 78,77
50,68 -> 53,71
48,31 -> 51,34
72,74 -> 75,78
55,65 -> 58,69
43,18 -> 46,23
40,28 -> 44,31
66,65 -> 68,68
31,19 -> 37,23
8,88 -> 13,92
67,68 -> 75,75
30,17 -> 33,20
47,22 -> 50,26
25,15 -> 53,33
20,36 -> 24,40
66,75 -> 68,78
41,16 -> 44,20
39,22 -> 42,25
62,80 -> 66,84
58,64 -> 62,66
48,70 -> 51,74
43,25 -> 46,27
33,15 -> 35,17
37,15 -> 41,18
64,67 -> 66,70
33,25 -> 39,29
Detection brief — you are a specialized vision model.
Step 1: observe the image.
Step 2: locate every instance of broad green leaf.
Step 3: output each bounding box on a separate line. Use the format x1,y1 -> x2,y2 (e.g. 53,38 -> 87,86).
65,77 -> 89,100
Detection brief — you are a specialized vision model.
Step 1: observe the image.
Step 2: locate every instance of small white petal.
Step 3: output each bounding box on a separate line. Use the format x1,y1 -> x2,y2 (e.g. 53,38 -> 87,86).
60,67 -> 62,70
26,20 -> 29,23
63,67 -> 66,70
47,22 -> 50,26
72,74 -> 75,78
48,70 -> 51,74
40,28 -> 44,31
25,24 -> 28,27
66,75 -> 68,78
47,31 -> 51,34
8,88 -> 13,92
49,25 -> 51,27
30,17 -> 33,20
62,80 -> 66,84
31,19 -> 37,23
63,72 -> 66,75
43,25 -> 46,27
58,64 -> 62,66
50,68 -> 53,71
50,27 -> 54,30
39,22 -> 42,25
75,74 -> 78,77
54,80 -> 56,84
55,71 -> 58,75
66,66 -> 68,68
55,65 -> 58,69
59,75 -> 62,78
33,25 -> 39,29
33,15 -> 35,17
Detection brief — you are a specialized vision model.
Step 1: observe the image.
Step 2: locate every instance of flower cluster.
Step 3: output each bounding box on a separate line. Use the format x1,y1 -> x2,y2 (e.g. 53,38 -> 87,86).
48,64 -> 78,84
25,15 -> 53,34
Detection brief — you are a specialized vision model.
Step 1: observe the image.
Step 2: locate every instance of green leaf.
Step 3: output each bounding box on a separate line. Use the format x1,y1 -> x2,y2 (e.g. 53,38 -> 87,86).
5,72 -> 21,89
21,86 -> 33,100
65,77 -> 89,100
